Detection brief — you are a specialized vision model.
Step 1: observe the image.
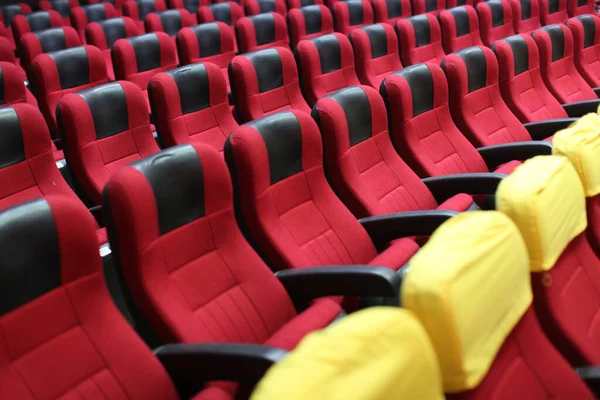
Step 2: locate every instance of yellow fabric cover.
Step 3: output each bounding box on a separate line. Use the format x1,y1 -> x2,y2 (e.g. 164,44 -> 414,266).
553,114 -> 600,197
496,156 -> 587,272
250,308 -> 444,400
402,211 -> 532,393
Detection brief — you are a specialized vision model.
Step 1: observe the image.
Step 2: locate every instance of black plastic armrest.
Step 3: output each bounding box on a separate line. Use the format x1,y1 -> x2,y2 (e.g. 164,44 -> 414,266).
576,366 -> 600,396
421,173 -> 506,203
359,210 -> 457,246
594,87 -> 600,98
89,205 -> 104,226
155,343 -> 286,392
523,118 -> 578,140
562,99 -> 600,117
276,265 -> 401,303
478,141 -> 553,170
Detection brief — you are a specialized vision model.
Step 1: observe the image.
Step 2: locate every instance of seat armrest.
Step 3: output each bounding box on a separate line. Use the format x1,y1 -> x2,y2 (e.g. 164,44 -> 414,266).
523,118 -> 577,140
359,210 -> 457,246
576,366 -> 600,397
594,87 -> 600,98
478,141 -> 553,170
421,173 -> 505,203
155,343 -> 286,393
276,265 -> 401,304
89,205 -> 103,226
562,99 -> 600,117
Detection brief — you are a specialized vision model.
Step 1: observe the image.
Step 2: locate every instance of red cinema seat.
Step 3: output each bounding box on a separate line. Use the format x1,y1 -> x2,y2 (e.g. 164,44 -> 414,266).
71,3 -> 119,40
85,17 -> 142,80
57,81 -> 160,204
532,24 -> 599,103
169,0 -> 209,13
493,34 -> 570,122
439,6 -> 484,53
89,0 -> 126,14
508,0 -> 542,33
20,26 -> 82,77
229,47 -> 310,121
149,62 -> 238,149
39,0 -> 78,26
236,12 -> 290,53
197,2 -> 245,28
287,5 -> 334,47
411,0 -> 445,15
123,0 -> 167,31
396,14 -> 446,65
144,9 -> 196,37
372,0 -> 411,25
381,63 -> 524,177
568,0 -> 594,16
245,0 -> 287,16
287,0 -> 324,7
225,110 -> 420,271
12,11 -> 66,50
446,0 -> 478,6
349,23 -> 403,88
32,45 -> 110,138
567,14 -> 600,87
0,3 -> 32,48
476,0 -> 516,46
0,36 -> 28,82
312,85 -> 477,218
296,33 -> 361,105
0,61 -> 38,108
333,0 -> 374,35
540,0 -> 569,25
112,32 -> 178,111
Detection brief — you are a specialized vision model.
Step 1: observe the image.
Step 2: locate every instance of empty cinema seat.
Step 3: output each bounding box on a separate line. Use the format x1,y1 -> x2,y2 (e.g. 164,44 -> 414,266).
411,0 -> 445,15
85,17 -> 142,80
169,0 -> 209,13
0,36 -> 26,79
31,45 -> 109,137
235,12 -> 290,52
39,0 -> 77,26
287,0 -> 324,8
396,14 -> 446,65
567,15 -> 600,88
476,0 -> 516,46
567,0 -> 594,16
295,33 -> 361,105
245,0 -> 287,15
0,61 -> 38,108
287,5 -> 333,47
197,2 -> 245,27
144,9 -> 196,37
508,0 -> 542,33
229,47 -> 310,121
372,0 -> 411,25
71,3 -> 119,40
0,3 -> 32,48
332,0 -> 374,35
349,23 -> 403,88
112,32 -> 178,111
123,0 -> 167,32
11,10 -> 65,49
57,81 -> 160,204
20,26 -> 81,74
439,5 -> 484,53
149,62 -> 238,149
540,0 -> 569,25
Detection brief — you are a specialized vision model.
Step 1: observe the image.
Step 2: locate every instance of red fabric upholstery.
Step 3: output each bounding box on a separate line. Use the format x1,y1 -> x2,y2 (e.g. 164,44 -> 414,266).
197,2 -> 244,27
508,0 -> 542,34
332,0 -> 374,35
71,3 -> 119,40
0,61 -> 36,107
235,12 -> 289,52
313,84 -> 474,218
372,0 -> 411,25
586,197 -> 600,257
411,0 -> 446,15
31,45 -> 109,137
287,0 -> 324,8
20,26 -> 81,73
169,0 -> 211,13
12,10 -> 65,49
446,0 -> 478,7
245,0 -> 287,16
39,0 -> 79,26
381,63 -> 517,177
144,9 -> 196,37
444,46 -> 536,147
0,196 -> 181,400
123,0 -> 167,31
439,6 -> 484,53
225,110 -> 419,270
396,14 -> 446,65
540,0 -> 569,25
567,0 -> 594,16
350,23 -> 403,89
287,5 -> 333,47
448,308 -> 595,400
0,3 -> 32,48
477,0 -> 515,46
296,33 -> 361,105
83,0 -> 125,14
85,17 -> 142,80
229,47 -> 310,121
149,62 -> 238,150
568,15 -> 600,87
57,81 -> 160,204
532,24 -> 597,103
493,33 -> 569,122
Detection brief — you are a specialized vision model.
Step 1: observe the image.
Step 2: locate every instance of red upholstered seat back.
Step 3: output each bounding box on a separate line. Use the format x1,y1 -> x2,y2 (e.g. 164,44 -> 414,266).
197,2 -> 244,26
144,9 -> 196,37
508,0 -> 542,34
71,3 -> 119,39
235,12 -> 290,53
396,14 -> 446,65
332,0 -> 374,35
372,0 -> 411,25
411,0 -> 446,15
12,10 -> 65,49
123,0 -> 167,21
540,0 -> 569,25
0,61 -> 29,106
439,5 -> 484,53
20,25 -> 81,73
169,0 -> 209,13
287,5 -> 333,47
39,0 -> 78,26
567,15 -> 600,88
567,0 -> 594,16
245,0 -> 287,16
476,0 -> 516,46
85,16 -> 141,50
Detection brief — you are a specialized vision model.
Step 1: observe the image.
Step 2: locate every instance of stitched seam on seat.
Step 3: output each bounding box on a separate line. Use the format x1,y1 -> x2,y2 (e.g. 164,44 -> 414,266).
0,325 -> 38,398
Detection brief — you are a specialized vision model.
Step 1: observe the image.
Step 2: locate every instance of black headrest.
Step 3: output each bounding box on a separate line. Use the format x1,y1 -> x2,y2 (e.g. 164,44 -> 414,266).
165,63 -> 211,114
78,82 -> 129,139
520,0 -> 532,18
311,34 -> 342,74
131,144 -> 206,234
49,46 -> 90,89
409,14 -> 432,46
385,0 -> 403,18
247,111 -> 303,184
128,33 -> 162,72
425,0 -> 437,12
300,0 -> 317,6
500,34 -> 529,75
190,23 -> 221,57
0,199 -> 61,317
455,46 -> 487,92
548,0 -> 560,13
183,0 -> 201,12
576,15 -> 596,48
0,107 -> 25,168
486,0 -> 505,27
249,13 -> 276,45
395,63 -> 434,117
2,4 -> 23,26
244,48 -> 283,92
541,24 -> 565,61
83,4 -> 108,22
257,0 -> 277,13
137,0 -> 157,19
301,5 -> 323,35
157,9 -> 183,36
209,3 -> 232,25
98,17 -> 127,48
51,0 -> 71,17
35,27 -> 68,53
25,11 -> 52,31
346,0 -> 365,25
322,86 -> 372,146
448,6 -> 470,37
361,24 -> 388,58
